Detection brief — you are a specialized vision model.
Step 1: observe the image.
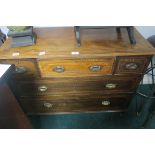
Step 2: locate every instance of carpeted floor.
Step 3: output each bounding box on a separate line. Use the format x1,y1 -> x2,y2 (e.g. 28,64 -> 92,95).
29,84 -> 155,129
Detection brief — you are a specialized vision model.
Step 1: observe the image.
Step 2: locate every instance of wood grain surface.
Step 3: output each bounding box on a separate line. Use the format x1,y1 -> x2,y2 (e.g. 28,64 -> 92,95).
0,27 -> 155,60
0,27 -> 154,114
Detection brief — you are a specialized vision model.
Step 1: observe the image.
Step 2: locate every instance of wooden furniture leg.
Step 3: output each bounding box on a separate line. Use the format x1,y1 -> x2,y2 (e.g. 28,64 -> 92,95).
74,26 -> 81,47
75,26 -> 136,47
126,26 -> 136,45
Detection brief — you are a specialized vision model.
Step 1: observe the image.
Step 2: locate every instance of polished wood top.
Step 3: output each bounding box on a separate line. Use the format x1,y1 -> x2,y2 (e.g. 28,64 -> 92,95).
0,27 -> 155,59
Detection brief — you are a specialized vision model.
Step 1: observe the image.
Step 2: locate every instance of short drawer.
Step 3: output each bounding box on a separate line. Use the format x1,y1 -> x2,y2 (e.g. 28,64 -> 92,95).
0,59 -> 38,78
115,56 -> 151,74
38,58 -> 114,77
19,94 -> 132,114
11,76 -> 140,97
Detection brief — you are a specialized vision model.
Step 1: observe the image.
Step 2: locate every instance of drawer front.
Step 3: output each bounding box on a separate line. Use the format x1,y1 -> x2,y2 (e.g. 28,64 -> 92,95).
0,59 -> 38,78
38,58 -> 114,77
20,95 -> 131,114
10,76 -> 140,97
115,56 -> 151,74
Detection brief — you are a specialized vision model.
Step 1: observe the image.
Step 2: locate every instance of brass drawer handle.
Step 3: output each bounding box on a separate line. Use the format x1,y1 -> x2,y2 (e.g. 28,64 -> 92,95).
105,83 -> 117,89
89,65 -> 102,72
102,100 -> 110,106
53,66 -> 65,73
43,102 -> 53,108
38,85 -> 48,92
14,66 -> 27,74
125,63 -> 138,70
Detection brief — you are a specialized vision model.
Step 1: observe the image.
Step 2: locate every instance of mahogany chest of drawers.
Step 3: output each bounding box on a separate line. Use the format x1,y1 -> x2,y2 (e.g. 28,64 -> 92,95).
0,27 -> 154,115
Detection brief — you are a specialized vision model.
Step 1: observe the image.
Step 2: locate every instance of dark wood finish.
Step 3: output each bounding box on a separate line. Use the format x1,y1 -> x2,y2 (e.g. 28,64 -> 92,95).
19,94 -> 132,114
0,27 -> 154,114
0,83 -> 32,128
0,65 -> 31,128
10,76 -> 140,98
114,56 -> 152,75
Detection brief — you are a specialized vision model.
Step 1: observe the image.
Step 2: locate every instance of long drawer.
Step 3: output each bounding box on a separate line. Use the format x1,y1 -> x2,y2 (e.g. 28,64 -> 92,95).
19,94 -> 132,114
10,76 -> 140,97
38,58 -> 114,77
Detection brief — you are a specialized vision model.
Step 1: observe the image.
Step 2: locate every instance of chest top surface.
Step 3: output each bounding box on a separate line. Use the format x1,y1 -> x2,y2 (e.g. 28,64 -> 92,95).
0,27 -> 155,59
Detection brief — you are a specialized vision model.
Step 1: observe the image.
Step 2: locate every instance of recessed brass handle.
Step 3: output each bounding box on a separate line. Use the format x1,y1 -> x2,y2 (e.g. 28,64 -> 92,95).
14,66 -> 27,74
89,65 -> 102,72
38,85 -> 48,92
43,102 -> 53,108
53,66 -> 65,73
105,83 -> 117,89
102,100 -> 110,106
125,63 -> 138,70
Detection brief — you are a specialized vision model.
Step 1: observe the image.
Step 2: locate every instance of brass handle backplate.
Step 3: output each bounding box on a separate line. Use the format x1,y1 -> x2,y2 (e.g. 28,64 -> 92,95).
53,66 -> 65,73
43,102 -> 53,108
125,63 -> 138,70
105,83 -> 117,89
38,85 -> 48,92
102,100 -> 110,106
14,66 -> 27,74
89,65 -> 102,72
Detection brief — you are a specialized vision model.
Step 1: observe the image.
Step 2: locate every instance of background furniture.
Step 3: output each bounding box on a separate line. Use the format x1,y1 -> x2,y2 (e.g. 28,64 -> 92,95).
7,26 -> 36,48
0,27 -> 154,115
138,35 -> 155,127
0,64 -> 31,129
74,26 -> 136,47
0,29 -> 6,46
